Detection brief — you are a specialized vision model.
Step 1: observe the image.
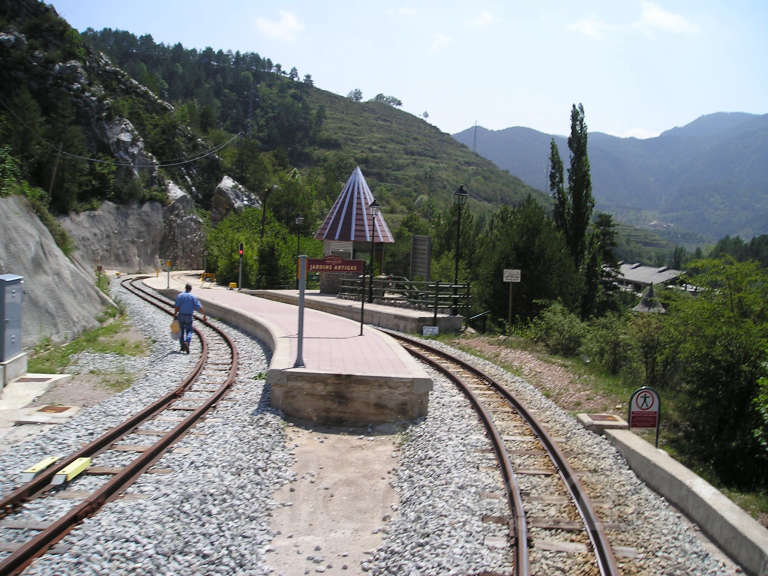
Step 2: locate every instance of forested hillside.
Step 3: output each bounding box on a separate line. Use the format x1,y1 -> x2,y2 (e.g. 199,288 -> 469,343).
82,28 -> 544,220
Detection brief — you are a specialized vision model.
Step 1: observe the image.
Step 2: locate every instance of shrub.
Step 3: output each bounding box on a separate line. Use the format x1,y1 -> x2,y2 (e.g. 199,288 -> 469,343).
582,313 -> 635,374
528,301 -> 586,356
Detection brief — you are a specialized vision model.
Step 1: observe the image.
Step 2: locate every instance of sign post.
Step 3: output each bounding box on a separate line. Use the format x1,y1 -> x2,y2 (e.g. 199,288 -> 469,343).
294,255 -> 307,368
166,260 -> 171,289
238,243 -> 244,291
628,386 -> 661,447
503,269 -> 521,325
305,256 -> 366,336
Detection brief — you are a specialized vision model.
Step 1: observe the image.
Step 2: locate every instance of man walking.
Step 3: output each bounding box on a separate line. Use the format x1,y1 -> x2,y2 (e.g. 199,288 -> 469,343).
174,283 -> 207,353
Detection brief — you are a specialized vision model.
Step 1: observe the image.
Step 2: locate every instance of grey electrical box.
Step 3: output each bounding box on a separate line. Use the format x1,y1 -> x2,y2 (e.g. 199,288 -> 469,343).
0,274 -> 23,362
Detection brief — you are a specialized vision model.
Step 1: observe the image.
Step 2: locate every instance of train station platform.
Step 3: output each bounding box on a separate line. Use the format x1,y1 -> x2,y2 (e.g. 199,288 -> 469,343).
248,289 -> 462,334
142,273 -> 432,426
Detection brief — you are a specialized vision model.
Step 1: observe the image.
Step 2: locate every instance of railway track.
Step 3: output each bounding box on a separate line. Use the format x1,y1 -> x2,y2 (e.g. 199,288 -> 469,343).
384,329 -> 621,576
0,277 -> 238,575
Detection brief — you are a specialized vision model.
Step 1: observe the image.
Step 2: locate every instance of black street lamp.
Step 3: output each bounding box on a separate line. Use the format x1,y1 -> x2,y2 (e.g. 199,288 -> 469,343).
453,185 -> 468,314
258,184 -> 279,288
368,199 -> 379,303
295,215 -> 304,290
260,184 -> 279,241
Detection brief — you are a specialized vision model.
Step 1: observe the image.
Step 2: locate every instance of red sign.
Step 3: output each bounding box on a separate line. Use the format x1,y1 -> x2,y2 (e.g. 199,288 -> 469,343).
629,387 -> 660,429
306,255 -> 364,274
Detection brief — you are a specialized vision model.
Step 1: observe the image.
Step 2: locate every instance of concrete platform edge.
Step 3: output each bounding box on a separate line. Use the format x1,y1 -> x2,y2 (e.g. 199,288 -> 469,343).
150,282 -> 432,426
605,428 -> 768,576
1,352 -> 28,388
251,290 -> 462,334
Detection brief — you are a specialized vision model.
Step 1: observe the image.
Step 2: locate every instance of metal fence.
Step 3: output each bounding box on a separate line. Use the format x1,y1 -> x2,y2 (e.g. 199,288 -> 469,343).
337,275 -> 471,317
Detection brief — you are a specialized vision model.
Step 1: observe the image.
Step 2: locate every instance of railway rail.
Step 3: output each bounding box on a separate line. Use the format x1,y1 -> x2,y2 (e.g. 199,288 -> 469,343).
384,329 -> 622,576
0,277 -> 238,575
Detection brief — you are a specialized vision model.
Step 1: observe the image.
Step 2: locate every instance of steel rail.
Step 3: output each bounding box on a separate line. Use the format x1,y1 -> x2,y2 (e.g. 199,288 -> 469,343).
385,329 -> 621,576
0,277 -> 238,575
396,338 -> 530,576
0,278 -> 206,517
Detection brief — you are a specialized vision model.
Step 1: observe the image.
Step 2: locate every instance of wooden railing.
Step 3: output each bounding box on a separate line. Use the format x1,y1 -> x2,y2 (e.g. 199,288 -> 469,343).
337,275 -> 471,316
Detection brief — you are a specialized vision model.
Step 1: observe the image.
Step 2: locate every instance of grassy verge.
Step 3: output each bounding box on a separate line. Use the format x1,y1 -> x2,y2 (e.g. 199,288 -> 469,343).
28,311 -> 147,374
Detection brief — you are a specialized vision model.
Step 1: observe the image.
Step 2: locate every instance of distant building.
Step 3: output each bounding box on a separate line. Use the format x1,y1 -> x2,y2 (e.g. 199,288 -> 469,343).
615,262 -> 683,292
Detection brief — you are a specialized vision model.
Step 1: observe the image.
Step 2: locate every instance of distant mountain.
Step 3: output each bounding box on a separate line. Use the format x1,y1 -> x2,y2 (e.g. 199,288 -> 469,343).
454,112 -> 768,240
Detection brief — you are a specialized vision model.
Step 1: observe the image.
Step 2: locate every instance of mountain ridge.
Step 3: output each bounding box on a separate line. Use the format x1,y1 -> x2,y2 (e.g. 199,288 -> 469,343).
454,112 -> 768,241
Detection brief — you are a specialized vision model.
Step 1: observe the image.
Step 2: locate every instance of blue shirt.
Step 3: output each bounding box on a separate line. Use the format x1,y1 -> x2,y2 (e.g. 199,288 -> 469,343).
175,292 -> 202,315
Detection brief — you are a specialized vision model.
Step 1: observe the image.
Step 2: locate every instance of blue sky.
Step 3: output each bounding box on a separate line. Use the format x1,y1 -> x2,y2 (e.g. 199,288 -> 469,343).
50,1 -> 767,139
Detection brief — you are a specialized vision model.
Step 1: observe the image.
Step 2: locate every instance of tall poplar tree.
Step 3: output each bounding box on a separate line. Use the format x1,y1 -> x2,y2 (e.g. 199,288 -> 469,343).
549,104 -> 600,316
549,139 -> 567,235
566,103 -> 594,268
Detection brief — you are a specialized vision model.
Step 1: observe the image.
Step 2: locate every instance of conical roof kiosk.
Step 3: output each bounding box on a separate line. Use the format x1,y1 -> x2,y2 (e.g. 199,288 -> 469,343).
314,166 -> 394,294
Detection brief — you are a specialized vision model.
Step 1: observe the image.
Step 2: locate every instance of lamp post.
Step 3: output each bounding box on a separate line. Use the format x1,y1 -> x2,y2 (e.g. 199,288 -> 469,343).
260,184 -> 279,241
258,184 -> 279,288
453,185 -> 468,315
368,199 -> 379,303
295,215 -> 304,290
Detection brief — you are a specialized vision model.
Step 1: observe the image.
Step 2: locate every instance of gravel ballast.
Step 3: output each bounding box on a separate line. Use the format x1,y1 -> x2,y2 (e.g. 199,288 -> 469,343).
0,281 -> 744,575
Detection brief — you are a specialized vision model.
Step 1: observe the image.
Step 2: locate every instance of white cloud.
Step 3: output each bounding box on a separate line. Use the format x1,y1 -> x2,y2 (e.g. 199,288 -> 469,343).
568,17 -> 613,39
431,33 -> 453,53
399,7 -> 417,16
469,10 -> 493,29
633,2 -> 697,35
255,10 -> 304,41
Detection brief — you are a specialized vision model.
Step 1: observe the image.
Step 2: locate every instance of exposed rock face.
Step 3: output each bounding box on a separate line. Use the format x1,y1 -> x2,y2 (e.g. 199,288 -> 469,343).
160,185 -> 205,270
59,200 -> 165,274
101,117 -> 160,183
210,175 -> 257,224
58,181 -> 204,274
0,196 -> 107,347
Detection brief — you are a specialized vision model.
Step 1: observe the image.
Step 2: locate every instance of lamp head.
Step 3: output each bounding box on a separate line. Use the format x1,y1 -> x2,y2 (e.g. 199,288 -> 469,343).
369,199 -> 380,216
454,185 -> 469,207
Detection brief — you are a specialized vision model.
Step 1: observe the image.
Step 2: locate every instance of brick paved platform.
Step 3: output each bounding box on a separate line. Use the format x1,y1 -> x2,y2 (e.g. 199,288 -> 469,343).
143,273 -> 432,426
249,289 -> 462,334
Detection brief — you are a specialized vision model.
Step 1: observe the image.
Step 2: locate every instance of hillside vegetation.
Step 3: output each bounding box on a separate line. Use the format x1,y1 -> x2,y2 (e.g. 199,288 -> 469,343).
1,0 -> 766,510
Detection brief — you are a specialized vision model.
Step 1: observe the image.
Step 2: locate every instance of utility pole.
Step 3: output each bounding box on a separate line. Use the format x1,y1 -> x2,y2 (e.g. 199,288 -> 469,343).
48,142 -> 63,198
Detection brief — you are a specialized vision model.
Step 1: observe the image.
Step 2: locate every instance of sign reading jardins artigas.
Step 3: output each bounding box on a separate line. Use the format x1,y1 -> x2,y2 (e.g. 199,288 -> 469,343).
306,255 -> 364,274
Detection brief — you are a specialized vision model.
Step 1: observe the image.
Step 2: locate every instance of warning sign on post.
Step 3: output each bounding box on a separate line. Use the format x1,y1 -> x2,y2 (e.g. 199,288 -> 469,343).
628,387 -> 660,429
503,269 -> 521,283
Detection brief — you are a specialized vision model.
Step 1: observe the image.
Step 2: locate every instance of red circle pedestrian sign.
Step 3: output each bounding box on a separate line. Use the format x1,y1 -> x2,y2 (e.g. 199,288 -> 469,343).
628,386 -> 660,429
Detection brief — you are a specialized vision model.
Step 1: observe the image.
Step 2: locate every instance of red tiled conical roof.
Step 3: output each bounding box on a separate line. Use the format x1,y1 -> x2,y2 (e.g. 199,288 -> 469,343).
314,166 -> 394,243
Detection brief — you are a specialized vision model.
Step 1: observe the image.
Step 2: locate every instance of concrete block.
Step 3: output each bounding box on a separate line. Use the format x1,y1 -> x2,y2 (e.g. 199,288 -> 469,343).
576,412 -> 628,433
606,429 -> 768,576
0,352 -> 28,388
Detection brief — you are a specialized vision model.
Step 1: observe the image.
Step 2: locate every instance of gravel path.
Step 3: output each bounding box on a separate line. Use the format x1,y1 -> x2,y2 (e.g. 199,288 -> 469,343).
0,281 -> 744,575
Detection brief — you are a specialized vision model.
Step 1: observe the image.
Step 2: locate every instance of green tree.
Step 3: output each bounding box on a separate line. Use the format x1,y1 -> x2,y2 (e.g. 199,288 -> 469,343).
549,138 -> 567,234
475,195 -> 580,322
566,103 -> 594,268
668,258 -> 768,486
0,145 -> 20,196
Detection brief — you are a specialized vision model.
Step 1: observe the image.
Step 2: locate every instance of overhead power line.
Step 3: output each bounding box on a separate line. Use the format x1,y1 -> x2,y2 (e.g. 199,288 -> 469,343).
0,95 -> 241,168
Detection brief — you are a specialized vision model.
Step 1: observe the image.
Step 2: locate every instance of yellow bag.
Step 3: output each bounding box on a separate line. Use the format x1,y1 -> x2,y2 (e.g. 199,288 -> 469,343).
170,319 -> 180,339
